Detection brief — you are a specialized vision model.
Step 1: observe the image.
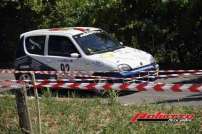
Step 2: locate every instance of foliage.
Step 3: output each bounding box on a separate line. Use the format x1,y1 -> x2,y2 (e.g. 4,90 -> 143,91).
0,0 -> 202,68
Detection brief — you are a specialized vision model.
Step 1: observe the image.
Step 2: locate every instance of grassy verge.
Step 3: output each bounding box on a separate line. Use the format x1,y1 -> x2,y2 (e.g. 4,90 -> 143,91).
0,93 -> 201,134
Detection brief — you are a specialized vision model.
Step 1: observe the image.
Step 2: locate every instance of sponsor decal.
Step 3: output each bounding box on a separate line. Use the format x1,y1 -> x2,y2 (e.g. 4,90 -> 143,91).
30,59 -> 42,70
19,65 -> 30,69
130,112 -> 194,123
31,59 -> 41,68
79,30 -> 101,37
100,52 -> 115,60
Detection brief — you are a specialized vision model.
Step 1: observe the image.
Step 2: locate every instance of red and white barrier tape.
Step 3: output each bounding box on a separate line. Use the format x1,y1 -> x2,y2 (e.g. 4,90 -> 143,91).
32,82 -> 202,92
0,69 -> 202,74
0,78 -> 151,84
0,71 -> 201,84
0,81 -> 23,92
156,70 -> 202,73
0,69 -> 202,81
0,80 -> 202,92
57,72 -> 202,80
0,69 -> 94,75
64,71 -> 202,79
0,69 -> 15,74
156,72 -> 202,78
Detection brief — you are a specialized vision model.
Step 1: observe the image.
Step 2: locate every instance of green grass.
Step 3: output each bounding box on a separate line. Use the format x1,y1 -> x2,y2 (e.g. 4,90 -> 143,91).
0,93 -> 202,134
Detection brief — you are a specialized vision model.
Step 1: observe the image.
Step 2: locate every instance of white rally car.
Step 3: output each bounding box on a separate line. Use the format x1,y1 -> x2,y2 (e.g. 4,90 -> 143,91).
15,27 -> 158,79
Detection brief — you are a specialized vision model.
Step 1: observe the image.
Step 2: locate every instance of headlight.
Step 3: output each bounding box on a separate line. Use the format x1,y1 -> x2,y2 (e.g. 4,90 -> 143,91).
118,64 -> 132,72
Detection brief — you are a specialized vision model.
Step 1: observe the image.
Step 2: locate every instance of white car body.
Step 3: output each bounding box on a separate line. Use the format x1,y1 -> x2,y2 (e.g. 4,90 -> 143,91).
15,27 -> 158,78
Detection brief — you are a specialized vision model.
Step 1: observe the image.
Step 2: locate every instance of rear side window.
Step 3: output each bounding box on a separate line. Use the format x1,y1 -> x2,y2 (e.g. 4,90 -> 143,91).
48,36 -> 78,57
25,36 -> 45,55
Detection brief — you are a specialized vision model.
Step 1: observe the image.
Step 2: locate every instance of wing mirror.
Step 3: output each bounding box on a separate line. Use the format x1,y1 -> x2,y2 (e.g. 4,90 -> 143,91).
70,53 -> 80,58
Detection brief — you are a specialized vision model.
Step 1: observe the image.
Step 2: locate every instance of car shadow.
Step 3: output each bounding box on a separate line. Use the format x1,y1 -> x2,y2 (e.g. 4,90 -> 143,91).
154,94 -> 202,104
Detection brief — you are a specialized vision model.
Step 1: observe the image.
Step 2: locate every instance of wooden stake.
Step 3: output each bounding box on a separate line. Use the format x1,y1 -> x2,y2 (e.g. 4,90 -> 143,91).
15,85 -> 32,134
31,73 -> 42,134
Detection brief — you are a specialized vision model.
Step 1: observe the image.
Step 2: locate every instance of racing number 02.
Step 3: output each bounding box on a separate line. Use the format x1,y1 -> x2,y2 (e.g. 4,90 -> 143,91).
60,64 -> 70,72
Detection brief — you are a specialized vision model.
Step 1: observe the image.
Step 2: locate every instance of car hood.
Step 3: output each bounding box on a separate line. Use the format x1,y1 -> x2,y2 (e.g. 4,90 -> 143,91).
88,47 -> 155,69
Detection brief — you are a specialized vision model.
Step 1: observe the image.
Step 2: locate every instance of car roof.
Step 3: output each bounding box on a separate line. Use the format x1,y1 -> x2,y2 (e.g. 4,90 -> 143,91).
20,27 -> 101,38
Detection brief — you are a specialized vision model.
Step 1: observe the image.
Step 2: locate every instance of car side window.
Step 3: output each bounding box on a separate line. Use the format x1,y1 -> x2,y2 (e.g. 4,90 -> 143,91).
48,36 -> 79,57
25,36 -> 45,55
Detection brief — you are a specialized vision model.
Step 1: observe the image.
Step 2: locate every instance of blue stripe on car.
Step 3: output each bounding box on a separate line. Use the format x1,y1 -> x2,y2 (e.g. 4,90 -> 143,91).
120,63 -> 158,77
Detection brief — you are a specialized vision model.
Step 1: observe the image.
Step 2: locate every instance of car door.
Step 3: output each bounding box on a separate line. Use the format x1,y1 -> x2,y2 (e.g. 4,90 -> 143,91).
43,35 -> 85,71
23,35 -> 54,71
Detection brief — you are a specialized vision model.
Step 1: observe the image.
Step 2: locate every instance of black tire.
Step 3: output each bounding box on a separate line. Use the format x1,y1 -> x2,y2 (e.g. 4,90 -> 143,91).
15,73 -> 34,96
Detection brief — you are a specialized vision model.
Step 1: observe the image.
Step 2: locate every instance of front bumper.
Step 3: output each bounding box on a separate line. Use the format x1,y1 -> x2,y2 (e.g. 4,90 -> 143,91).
119,63 -> 159,77
93,63 -> 159,78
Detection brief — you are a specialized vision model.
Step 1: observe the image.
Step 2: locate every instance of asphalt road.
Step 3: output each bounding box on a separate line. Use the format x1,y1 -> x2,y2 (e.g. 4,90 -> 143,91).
119,76 -> 202,106
0,73 -> 202,106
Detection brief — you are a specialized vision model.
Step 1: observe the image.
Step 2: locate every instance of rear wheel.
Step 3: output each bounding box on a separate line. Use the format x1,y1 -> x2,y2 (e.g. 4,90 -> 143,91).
15,73 -> 33,95
18,73 -> 32,81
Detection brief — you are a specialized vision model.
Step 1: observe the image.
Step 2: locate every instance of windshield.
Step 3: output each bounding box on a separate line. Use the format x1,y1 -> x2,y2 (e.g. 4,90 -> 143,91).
73,32 -> 124,55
